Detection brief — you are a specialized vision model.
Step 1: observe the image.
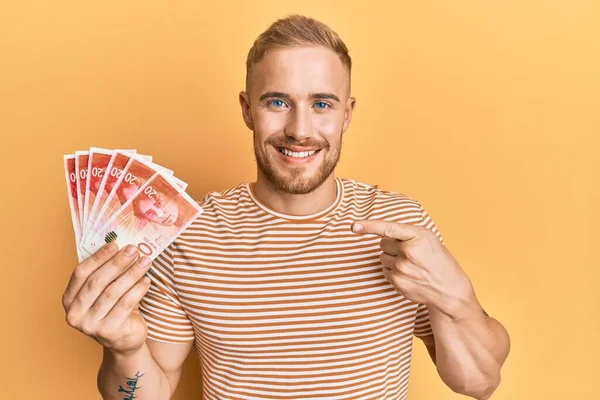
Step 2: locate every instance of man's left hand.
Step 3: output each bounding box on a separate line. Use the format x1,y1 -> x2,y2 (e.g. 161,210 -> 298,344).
351,219 -> 479,320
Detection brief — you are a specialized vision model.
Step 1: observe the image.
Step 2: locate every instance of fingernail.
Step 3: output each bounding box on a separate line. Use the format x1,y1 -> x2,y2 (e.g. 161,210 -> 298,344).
352,223 -> 363,233
139,257 -> 151,268
125,245 -> 138,256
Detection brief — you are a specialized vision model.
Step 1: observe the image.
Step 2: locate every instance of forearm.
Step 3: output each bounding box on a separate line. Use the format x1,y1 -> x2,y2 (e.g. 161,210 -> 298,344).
98,343 -> 172,400
429,297 -> 510,399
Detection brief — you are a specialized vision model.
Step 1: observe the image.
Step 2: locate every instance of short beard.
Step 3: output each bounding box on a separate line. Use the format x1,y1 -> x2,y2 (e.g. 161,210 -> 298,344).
253,132 -> 342,195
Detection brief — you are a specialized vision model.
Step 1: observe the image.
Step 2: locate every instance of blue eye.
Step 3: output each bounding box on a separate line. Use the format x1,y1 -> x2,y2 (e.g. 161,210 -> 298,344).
315,102 -> 330,109
269,99 -> 286,108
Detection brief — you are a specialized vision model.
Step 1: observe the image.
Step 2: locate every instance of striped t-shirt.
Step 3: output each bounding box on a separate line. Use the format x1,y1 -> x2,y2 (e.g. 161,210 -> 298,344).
140,177 -> 445,400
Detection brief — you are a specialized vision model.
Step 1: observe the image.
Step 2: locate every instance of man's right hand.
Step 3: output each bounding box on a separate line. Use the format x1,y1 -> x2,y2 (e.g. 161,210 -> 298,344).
62,242 -> 153,355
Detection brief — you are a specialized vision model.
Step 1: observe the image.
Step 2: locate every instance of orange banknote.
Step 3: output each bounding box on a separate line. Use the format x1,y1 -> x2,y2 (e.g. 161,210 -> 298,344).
82,147 -> 120,229
64,147 -> 193,261
82,171 -> 202,260
64,155 -> 84,262
83,155 -> 170,247
74,151 -> 89,228
82,151 -> 151,243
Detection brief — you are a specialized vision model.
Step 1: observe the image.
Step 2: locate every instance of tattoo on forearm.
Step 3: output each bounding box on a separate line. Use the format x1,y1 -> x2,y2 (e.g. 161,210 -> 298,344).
118,371 -> 145,399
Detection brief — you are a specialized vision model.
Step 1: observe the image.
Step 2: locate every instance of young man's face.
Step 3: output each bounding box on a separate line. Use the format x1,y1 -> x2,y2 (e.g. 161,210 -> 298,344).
240,46 -> 356,194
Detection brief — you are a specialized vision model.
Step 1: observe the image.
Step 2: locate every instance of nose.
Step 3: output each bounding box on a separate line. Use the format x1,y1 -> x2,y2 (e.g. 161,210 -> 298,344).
284,106 -> 312,142
156,208 -> 166,219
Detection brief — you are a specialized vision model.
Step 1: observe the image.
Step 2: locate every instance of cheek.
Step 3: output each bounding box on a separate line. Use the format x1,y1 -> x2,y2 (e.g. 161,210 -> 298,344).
317,114 -> 340,130
148,208 -> 160,222
168,204 -> 179,218
316,114 -> 344,140
255,112 -> 286,136
137,202 -> 152,218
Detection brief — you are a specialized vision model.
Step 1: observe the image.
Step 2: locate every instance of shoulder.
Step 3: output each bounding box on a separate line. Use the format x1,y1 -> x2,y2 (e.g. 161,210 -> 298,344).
196,182 -> 249,211
168,182 -> 251,253
340,177 -> 425,224
341,177 -> 445,243
175,182 -> 253,238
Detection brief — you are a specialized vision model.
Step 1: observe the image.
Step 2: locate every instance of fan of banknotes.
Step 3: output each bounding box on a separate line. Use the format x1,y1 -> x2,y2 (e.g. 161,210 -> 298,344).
64,148 -> 203,262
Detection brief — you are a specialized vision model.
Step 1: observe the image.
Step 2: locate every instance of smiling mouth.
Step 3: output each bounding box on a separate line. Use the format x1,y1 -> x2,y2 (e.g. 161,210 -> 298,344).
276,147 -> 321,159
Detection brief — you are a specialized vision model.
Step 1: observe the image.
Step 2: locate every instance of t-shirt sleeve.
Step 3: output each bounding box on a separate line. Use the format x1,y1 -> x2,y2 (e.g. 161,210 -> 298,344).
413,200 -> 445,337
139,243 -> 195,344
413,302 -> 433,337
417,200 -> 445,247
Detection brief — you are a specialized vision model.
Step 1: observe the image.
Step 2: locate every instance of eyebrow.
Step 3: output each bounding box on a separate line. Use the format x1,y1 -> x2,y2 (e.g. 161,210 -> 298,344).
259,92 -> 340,103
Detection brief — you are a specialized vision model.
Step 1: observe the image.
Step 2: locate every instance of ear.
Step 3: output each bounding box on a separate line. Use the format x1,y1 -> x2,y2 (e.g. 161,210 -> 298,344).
342,96 -> 357,134
239,91 -> 254,131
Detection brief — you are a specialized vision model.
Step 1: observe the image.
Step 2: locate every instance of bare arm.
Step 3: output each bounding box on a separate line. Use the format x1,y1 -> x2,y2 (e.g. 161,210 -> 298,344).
62,242 -> 194,400
423,298 -> 511,399
351,219 -> 510,399
97,339 -> 193,399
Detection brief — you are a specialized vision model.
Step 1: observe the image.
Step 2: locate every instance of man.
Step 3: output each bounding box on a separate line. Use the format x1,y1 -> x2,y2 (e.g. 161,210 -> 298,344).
62,14 -> 510,400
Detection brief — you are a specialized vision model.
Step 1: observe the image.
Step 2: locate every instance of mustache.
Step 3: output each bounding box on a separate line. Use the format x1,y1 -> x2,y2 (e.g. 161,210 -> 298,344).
266,136 -> 330,149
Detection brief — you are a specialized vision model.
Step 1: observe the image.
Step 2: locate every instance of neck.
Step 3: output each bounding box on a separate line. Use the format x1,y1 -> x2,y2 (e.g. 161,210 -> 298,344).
251,171 -> 338,216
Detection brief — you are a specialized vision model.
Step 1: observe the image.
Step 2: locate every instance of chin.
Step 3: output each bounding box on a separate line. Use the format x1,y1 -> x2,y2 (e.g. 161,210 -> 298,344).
275,172 -> 328,194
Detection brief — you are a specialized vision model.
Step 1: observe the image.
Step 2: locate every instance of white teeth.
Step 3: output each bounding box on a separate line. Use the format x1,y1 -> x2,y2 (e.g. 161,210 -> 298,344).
279,148 -> 317,158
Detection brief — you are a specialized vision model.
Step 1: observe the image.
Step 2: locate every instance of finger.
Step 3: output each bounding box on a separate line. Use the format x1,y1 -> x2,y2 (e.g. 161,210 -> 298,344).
381,266 -> 398,287
68,245 -> 140,316
382,265 -> 393,279
380,252 -> 396,271
381,252 -> 413,275
101,275 -> 152,327
63,241 -> 119,309
88,256 -> 152,321
352,219 -> 418,241
380,237 -> 403,256
381,266 -> 409,296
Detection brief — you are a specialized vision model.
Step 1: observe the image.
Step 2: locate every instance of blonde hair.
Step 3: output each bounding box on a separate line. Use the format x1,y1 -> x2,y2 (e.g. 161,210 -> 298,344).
245,14 -> 352,93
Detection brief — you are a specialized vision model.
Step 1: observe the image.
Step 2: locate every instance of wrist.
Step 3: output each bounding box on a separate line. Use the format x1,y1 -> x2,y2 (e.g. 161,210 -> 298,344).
105,343 -> 147,361
433,281 -> 484,323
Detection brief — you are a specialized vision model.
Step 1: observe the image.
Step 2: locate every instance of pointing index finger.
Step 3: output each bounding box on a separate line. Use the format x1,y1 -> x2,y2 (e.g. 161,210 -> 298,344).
351,219 -> 418,241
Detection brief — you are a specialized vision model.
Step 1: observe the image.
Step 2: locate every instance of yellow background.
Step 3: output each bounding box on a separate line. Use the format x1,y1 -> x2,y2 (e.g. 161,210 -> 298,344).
1,1 -> 598,398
